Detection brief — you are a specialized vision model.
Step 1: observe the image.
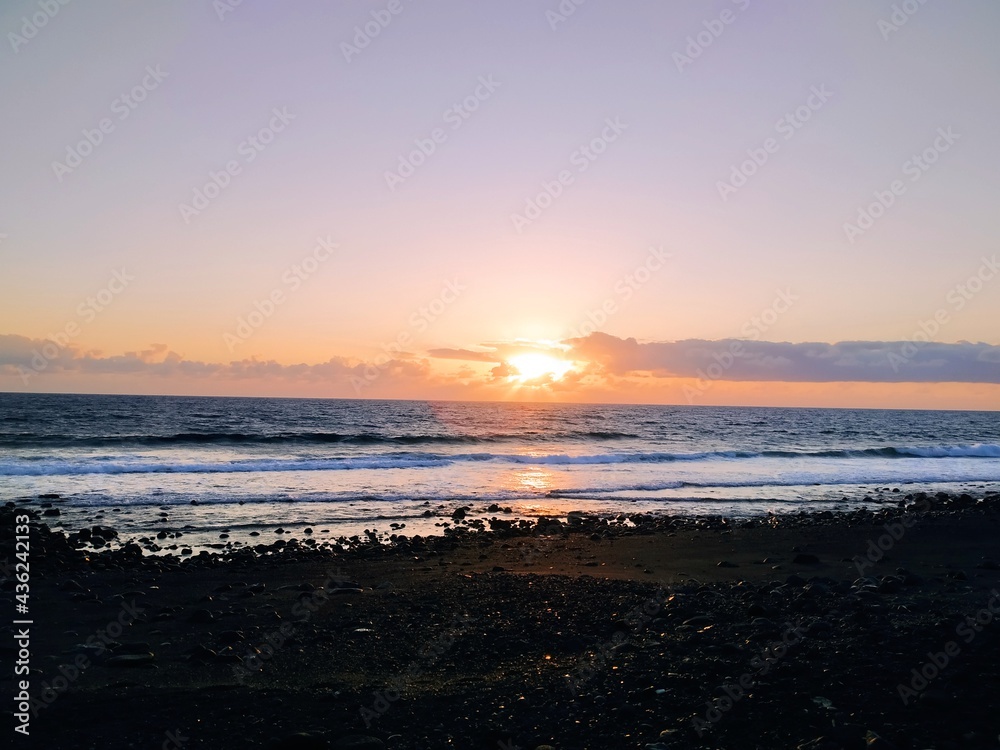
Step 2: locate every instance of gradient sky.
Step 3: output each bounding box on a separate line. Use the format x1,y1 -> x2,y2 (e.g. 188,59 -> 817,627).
2,0 -> 998,408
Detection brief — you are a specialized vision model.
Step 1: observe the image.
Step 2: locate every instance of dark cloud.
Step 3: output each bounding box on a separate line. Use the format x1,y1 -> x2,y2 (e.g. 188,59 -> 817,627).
566,333 -> 1000,383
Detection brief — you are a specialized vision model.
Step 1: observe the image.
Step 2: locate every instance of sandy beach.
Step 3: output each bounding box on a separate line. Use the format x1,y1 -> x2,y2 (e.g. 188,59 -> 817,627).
4,491 -> 1000,750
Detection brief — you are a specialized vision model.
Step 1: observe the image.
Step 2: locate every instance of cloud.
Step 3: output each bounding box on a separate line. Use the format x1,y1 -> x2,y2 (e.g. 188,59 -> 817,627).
428,341 -> 564,363
565,333 -> 1000,383
3,333 -> 999,393
0,334 -> 372,383
427,347 -> 499,363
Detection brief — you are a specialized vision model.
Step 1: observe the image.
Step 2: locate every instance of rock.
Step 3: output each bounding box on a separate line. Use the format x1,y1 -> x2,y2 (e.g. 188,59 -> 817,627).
682,615 -> 713,627
217,630 -> 245,645
189,608 -> 215,623
793,553 -> 820,564
106,652 -> 155,666
877,577 -> 902,594
864,731 -> 897,749
330,736 -> 384,750
188,645 -> 217,663
328,580 -> 363,590
270,733 -> 328,750
115,641 -> 152,655
796,739 -> 839,750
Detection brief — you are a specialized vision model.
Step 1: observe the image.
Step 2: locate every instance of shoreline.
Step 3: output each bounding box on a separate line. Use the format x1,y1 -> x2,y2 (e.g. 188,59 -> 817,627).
12,481 -> 999,557
3,490 -> 1000,749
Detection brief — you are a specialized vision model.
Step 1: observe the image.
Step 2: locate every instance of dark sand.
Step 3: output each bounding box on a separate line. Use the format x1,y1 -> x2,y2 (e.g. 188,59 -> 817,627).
3,492 -> 999,750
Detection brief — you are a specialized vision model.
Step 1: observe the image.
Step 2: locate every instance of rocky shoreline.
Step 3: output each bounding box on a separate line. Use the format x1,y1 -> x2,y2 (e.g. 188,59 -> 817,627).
2,490 -> 999,749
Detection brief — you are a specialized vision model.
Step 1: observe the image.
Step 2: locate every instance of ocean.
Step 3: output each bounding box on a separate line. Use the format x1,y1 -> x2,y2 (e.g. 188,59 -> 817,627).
2,393 -> 998,550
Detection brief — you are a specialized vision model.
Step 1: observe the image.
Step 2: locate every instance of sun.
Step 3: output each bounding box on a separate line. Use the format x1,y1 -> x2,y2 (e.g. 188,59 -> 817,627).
508,353 -> 574,382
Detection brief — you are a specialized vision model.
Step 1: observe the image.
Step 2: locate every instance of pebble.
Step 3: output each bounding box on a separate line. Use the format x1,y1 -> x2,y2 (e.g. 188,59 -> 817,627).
330,736 -> 384,750
106,652 -> 155,666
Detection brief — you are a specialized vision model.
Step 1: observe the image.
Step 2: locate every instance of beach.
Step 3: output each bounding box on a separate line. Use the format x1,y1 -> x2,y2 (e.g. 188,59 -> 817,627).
4,395 -> 1000,556
6,490 -> 1000,750
7,3 -> 1000,748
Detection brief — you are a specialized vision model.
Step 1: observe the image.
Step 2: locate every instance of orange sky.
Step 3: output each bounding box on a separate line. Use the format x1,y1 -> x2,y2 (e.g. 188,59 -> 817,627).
2,3 -> 999,410
3,333 -> 998,410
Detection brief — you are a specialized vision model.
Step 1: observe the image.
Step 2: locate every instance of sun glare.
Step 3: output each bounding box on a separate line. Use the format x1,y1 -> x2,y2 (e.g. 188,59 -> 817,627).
508,353 -> 573,383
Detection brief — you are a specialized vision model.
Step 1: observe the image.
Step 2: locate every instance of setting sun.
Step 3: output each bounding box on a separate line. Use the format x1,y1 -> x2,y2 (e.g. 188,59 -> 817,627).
508,353 -> 574,382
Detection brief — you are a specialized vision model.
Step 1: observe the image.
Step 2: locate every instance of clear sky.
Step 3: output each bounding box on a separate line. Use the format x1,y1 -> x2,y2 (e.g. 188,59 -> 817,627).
2,0 -> 998,408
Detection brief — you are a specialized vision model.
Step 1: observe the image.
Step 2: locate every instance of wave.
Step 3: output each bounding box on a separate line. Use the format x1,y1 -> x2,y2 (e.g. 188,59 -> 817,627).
0,450 -> 768,476
0,443 -> 997,477
762,444 -> 1000,459
0,455 -> 453,476
0,429 -> 638,448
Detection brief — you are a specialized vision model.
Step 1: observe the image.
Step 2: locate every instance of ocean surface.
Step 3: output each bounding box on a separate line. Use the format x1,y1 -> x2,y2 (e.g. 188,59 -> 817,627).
2,393 -> 998,549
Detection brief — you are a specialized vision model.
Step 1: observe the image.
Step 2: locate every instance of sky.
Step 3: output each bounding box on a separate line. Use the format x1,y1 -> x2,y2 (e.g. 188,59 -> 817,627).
1,0 -> 998,409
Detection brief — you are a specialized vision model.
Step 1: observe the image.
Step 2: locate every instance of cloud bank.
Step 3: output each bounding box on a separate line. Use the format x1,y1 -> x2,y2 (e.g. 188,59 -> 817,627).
561,334 -> 1000,383
2,333 -> 999,389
